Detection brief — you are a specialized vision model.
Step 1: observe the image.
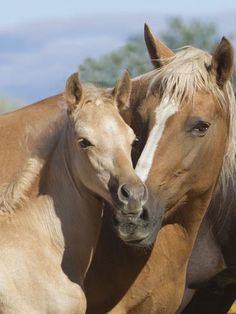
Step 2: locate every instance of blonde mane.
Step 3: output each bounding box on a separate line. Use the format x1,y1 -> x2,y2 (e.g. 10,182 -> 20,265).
148,46 -> 236,194
0,158 -> 43,215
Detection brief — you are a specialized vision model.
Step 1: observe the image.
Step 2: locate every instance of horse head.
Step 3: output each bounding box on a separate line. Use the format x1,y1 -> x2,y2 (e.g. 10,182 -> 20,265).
64,71 -> 153,245
133,25 -> 235,246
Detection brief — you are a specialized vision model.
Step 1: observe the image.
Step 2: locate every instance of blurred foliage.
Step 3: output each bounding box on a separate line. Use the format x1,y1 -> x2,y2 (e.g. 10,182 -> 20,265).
80,17 -> 236,88
161,17 -> 219,51
80,36 -> 151,85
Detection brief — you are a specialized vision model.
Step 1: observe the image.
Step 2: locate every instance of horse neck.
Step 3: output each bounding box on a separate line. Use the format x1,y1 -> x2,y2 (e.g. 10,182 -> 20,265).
40,123 -> 103,284
205,179 -> 236,262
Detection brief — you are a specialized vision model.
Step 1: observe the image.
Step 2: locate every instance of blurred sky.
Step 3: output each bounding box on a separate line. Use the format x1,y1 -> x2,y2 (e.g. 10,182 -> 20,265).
1,0 -> 236,27
0,0 -> 236,104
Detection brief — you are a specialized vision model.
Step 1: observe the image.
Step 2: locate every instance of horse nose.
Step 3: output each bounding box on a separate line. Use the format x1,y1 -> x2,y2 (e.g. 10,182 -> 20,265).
118,182 -> 148,214
118,184 -> 131,202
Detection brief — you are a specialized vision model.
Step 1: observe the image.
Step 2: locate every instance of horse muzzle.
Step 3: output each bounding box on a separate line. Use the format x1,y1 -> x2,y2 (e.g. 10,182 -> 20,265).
113,180 -> 156,246
115,206 -> 154,246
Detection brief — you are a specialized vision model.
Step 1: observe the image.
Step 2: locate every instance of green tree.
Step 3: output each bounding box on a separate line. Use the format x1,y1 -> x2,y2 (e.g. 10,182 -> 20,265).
80,36 -> 151,86
161,17 -> 219,51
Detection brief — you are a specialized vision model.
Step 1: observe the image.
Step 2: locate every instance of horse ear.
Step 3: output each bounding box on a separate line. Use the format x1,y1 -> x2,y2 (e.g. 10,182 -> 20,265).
211,37 -> 234,88
64,72 -> 83,112
113,70 -> 132,111
144,23 -> 175,68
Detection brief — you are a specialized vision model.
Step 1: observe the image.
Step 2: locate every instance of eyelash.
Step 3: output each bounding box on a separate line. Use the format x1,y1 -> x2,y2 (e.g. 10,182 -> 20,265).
78,138 -> 93,148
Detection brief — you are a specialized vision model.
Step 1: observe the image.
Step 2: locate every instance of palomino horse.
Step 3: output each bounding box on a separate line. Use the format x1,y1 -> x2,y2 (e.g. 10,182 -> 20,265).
139,26 -> 236,314
0,71 -> 149,313
84,25 -> 235,313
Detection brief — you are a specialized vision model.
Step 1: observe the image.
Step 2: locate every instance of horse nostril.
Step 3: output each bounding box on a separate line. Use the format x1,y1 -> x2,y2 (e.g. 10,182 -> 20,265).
120,184 -> 130,199
140,208 -> 149,221
118,184 -> 131,203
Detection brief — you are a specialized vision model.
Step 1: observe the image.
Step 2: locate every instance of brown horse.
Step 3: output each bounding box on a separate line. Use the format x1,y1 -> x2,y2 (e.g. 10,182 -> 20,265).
141,27 -> 236,314
0,71 -> 149,313
84,25 -> 235,313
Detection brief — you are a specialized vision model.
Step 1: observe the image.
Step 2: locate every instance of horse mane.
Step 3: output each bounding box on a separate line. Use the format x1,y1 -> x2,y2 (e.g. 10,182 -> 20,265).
148,46 -> 236,196
0,158 -> 43,215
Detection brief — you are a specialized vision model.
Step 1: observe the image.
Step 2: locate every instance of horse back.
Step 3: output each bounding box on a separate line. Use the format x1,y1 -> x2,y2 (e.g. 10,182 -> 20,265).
0,94 -> 67,188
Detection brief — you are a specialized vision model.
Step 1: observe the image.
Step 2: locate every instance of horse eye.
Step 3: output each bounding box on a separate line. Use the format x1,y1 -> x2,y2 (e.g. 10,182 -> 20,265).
192,121 -> 210,136
78,138 -> 93,148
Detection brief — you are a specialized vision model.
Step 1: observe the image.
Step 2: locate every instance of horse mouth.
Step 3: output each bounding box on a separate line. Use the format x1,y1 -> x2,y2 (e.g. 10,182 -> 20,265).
118,228 -> 150,245
114,207 -> 161,247
115,213 -> 153,246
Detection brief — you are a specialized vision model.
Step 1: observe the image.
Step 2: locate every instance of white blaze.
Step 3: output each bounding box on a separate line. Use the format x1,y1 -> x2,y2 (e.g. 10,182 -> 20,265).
135,97 -> 179,182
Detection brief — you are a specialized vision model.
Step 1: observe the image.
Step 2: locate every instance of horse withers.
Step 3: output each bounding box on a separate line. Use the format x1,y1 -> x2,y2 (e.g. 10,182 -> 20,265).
85,25 -> 235,314
0,71 -> 149,313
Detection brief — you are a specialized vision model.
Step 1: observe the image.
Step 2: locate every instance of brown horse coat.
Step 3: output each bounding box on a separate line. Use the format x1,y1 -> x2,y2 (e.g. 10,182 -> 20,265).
84,26 -> 236,314
0,71 -> 148,313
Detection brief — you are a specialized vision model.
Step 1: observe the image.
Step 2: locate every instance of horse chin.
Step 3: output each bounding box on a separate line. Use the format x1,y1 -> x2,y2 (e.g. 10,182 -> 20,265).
115,215 -> 159,248
119,224 -> 159,247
